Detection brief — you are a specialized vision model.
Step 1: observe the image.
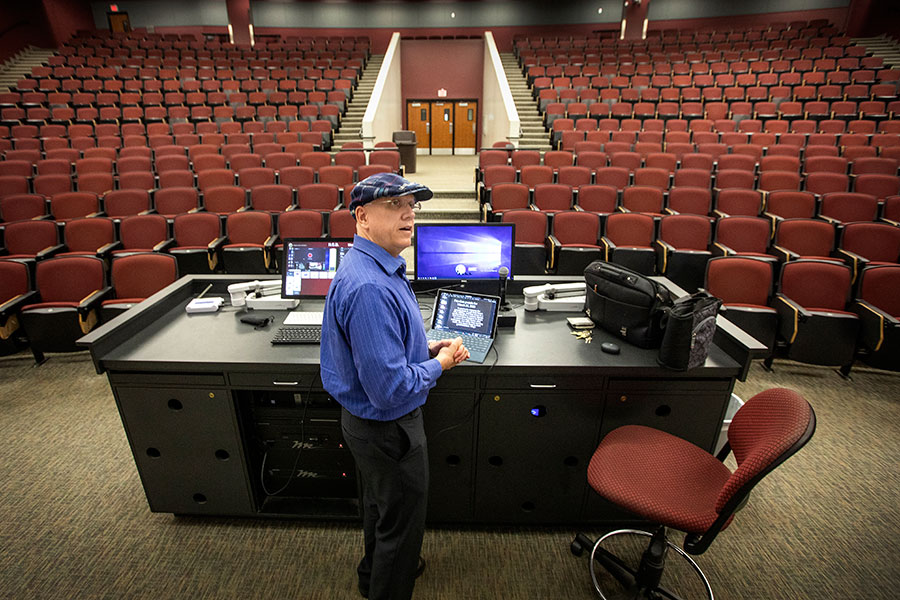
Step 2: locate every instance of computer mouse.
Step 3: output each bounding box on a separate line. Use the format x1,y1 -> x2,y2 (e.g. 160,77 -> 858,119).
601,342 -> 620,355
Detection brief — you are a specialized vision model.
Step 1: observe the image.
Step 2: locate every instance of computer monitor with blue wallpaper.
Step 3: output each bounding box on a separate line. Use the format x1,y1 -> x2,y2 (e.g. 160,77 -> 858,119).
413,223 -> 515,285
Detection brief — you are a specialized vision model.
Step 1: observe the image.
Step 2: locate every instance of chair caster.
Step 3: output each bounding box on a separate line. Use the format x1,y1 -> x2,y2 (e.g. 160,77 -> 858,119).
571,532 -> 594,557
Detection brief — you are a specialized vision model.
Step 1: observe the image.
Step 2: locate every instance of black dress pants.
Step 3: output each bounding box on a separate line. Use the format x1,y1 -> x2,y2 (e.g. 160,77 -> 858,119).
341,407 -> 428,600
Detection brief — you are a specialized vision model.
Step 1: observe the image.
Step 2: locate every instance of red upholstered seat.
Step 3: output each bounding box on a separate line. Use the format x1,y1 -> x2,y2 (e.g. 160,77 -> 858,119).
588,388 -> 813,534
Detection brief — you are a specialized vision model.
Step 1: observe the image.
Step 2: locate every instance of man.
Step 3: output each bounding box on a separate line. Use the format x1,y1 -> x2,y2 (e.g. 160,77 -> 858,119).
320,172 -> 469,600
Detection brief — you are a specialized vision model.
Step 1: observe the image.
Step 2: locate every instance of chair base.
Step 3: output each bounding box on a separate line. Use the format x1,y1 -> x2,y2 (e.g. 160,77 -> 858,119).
571,527 -> 713,600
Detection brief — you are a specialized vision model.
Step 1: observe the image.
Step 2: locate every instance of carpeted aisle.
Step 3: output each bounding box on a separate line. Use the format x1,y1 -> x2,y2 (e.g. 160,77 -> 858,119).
0,351 -> 897,599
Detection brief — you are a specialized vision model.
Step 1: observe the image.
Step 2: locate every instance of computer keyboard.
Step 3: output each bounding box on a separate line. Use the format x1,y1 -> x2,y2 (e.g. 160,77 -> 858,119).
271,325 -> 322,345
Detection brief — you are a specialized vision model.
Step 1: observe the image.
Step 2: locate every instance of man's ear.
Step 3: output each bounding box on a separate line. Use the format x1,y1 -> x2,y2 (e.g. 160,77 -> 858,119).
354,206 -> 367,227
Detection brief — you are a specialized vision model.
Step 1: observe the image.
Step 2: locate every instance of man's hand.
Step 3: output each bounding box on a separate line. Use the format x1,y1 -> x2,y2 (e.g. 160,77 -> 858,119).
434,337 -> 469,371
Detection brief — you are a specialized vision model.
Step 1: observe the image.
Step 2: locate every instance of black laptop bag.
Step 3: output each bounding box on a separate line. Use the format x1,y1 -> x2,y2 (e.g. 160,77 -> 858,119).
583,261 -> 673,349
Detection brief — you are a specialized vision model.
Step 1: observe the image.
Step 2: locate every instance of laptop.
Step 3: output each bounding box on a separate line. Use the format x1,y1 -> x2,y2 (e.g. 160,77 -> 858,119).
280,238 -> 353,328
427,289 -> 500,364
274,238 -> 352,343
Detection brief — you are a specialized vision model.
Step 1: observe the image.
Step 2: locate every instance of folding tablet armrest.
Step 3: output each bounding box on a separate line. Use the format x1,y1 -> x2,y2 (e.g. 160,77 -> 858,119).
655,238 -> 675,274
153,238 -> 175,252
769,244 -> 798,262
853,299 -> 897,352
546,234 -> 562,273
711,242 -> 735,257
773,293 -> 811,344
0,290 -> 38,331
833,248 -> 868,282
35,243 -> 65,260
96,240 -> 122,259
78,286 -> 114,333
600,236 -> 616,261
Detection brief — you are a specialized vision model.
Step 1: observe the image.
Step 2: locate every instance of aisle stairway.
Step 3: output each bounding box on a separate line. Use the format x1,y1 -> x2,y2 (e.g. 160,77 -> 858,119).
331,54 -> 382,150
0,46 -> 56,92
500,52 -> 552,151
853,35 -> 900,69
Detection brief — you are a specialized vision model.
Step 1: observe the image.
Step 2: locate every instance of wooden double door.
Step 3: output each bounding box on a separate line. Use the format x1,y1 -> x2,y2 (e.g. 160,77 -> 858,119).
407,100 -> 477,155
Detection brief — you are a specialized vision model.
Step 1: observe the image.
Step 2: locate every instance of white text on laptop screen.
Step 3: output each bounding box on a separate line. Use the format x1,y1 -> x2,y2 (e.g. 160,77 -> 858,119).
434,292 -> 497,337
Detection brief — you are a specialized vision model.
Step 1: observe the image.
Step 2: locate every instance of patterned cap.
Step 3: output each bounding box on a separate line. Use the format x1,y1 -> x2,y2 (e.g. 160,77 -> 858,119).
348,172 -> 433,213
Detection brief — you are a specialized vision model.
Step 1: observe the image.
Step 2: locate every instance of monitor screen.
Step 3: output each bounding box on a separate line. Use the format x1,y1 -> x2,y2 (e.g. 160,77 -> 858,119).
281,238 -> 353,298
432,289 -> 499,338
414,223 -> 515,281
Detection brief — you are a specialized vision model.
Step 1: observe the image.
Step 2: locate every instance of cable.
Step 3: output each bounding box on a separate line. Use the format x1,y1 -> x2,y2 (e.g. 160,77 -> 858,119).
259,371 -> 318,497
432,345 -> 499,437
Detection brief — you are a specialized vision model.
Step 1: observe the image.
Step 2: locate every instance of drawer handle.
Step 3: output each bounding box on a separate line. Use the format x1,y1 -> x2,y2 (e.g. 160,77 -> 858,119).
529,383 -> 557,389
273,381 -> 299,386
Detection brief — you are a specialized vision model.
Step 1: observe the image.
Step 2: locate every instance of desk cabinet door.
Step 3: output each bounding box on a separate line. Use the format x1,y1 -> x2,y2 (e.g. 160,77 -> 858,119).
115,386 -> 254,515
474,392 -> 603,523
424,391 -> 477,523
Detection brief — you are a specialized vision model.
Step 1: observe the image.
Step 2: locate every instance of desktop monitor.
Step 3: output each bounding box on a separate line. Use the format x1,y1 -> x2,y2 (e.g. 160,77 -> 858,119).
281,238 -> 353,298
413,223 -> 515,282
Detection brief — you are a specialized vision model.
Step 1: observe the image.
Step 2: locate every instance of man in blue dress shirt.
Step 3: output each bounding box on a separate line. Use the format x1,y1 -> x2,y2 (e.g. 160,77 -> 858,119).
321,173 -> 469,600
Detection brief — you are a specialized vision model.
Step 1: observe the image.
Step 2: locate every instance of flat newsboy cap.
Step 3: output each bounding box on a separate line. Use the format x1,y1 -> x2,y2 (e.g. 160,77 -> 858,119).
348,172 -> 433,214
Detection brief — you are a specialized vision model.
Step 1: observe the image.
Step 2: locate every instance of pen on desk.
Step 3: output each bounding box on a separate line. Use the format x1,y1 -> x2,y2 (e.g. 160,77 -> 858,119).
197,283 -> 213,299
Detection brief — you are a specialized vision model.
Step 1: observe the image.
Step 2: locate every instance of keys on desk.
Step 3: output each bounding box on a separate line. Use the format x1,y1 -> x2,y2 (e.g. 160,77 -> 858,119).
571,329 -> 593,344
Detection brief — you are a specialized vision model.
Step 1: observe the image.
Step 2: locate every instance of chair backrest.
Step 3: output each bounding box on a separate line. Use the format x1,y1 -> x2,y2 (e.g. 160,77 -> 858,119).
297,183 -> 339,211
203,186 -> 247,214
104,189 -> 151,217
819,192 -> 879,223
533,183 -> 573,212
714,216 -> 770,254
225,211 -> 272,244
0,194 -> 47,223
622,186 -> 664,214
490,183 -> 530,211
328,209 -> 357,238
682,388 -> 814,554
0,260 -> 30,303
250,185 -> 293,213
155,187 -> 199,217
780,259 -> 850,310
119,214 -> 168,250
858,265 -> 900,317
605,212 -> 654,247
35,255 -> 105,303
173,212 -> 221,247
667,187 -> 712,216
501,209 -> 548,244
766,191 -> 816,219
3,219 -> 59,255
552,211 -> 600,245
658,214 -> 711,250
63,217 -> 115,252
277,209 -> 324,238
576,185 -> 618,214
841,222 -> 900,263
110,253 -> 177,299
706,256 -> 772,306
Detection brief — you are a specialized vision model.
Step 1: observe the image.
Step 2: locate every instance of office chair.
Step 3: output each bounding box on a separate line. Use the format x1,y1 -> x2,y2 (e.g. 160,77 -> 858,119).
571,387 -> 815,600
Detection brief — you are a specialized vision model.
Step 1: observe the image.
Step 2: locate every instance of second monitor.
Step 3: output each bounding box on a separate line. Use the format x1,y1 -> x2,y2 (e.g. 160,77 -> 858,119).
413,223 -> 515,287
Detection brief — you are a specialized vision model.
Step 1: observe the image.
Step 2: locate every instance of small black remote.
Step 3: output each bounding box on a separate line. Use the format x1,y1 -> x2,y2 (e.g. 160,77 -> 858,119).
601,342 -> 620,355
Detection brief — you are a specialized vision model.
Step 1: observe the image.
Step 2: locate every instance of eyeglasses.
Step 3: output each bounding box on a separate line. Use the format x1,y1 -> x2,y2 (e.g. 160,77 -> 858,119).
373,198 -> 421,211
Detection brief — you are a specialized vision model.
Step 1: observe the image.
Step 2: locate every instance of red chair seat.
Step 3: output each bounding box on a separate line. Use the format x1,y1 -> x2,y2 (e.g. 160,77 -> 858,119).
101,297 -> 142,306
22,301 -> 79,311
587,424 -> 732,534
224,242 -> 263,249
807,307 -> 856,317
725,302 -> 773,310
562,243 -> 601,249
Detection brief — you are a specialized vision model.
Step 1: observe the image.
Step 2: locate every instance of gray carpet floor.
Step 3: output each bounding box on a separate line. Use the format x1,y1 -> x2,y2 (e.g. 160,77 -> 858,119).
1,350 -> 898,599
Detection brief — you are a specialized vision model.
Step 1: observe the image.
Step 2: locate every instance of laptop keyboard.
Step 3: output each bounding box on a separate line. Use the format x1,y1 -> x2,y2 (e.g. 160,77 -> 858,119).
271,325 -> 322,345
428,330 -> 491,354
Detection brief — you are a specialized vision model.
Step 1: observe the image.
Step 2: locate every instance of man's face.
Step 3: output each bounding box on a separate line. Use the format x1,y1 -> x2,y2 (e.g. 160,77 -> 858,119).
355,195 -> 418,257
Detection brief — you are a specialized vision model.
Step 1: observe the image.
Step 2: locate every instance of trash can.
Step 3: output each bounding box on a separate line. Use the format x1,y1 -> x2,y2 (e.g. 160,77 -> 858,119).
392,130 -> 417,174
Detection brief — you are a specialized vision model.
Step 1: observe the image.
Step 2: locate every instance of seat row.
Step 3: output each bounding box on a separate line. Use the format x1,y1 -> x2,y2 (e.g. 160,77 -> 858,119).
1,209 -> 356,280
481,179 -> 900,224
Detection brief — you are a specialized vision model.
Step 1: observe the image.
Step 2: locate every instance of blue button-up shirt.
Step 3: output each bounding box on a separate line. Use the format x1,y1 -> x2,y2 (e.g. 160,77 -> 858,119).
320,235 -> 443,421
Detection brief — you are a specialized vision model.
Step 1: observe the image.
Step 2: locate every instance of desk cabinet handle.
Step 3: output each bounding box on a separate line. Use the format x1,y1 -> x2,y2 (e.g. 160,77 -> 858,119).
273,381 -> 299,386
529,383 -> 557,389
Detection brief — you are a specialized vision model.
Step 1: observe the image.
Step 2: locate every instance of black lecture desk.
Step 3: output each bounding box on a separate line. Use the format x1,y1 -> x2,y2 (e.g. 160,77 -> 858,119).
80,275 -> 763,525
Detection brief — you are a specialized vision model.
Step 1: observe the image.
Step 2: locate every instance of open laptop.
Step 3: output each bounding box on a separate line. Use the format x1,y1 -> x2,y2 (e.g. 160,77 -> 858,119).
427,289 -> 500,364
280,238 -> 353,326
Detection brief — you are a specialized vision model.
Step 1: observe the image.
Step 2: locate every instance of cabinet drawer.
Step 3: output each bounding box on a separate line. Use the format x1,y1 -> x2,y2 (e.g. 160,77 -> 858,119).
229,370 -> 321,389
484,374 -> 604,391
607,377 -> 732,393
